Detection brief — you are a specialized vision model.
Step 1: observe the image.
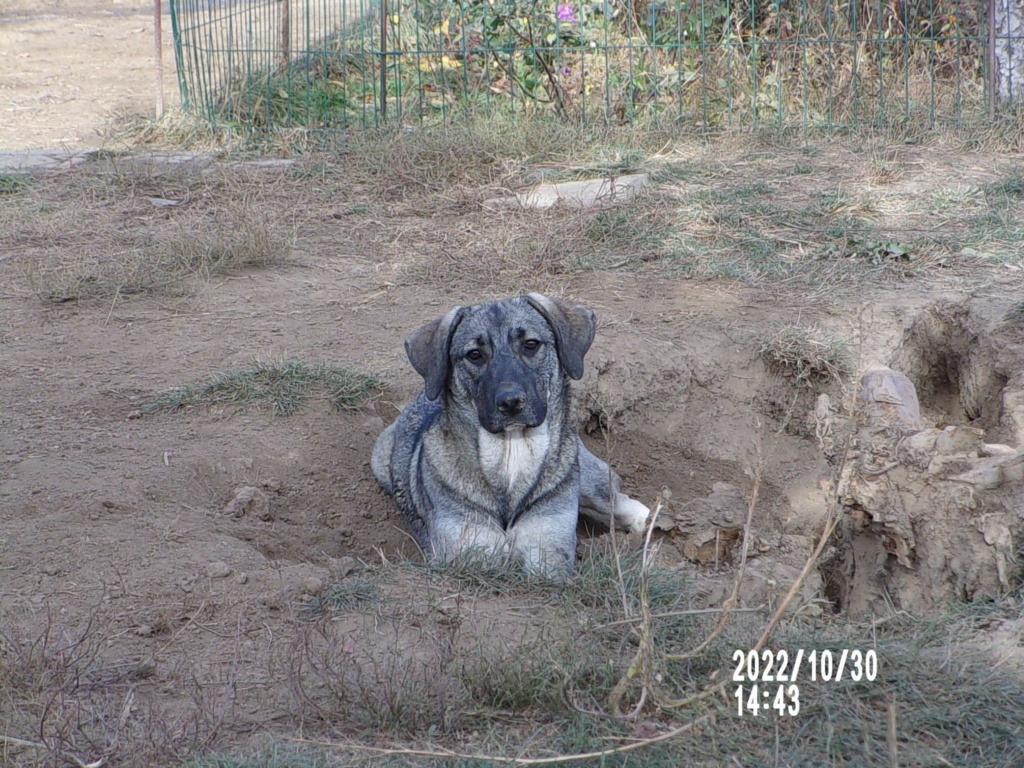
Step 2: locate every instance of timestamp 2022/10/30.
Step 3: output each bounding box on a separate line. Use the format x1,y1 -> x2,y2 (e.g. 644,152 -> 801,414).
731,649 -> 880,717
732,648 -> 879,684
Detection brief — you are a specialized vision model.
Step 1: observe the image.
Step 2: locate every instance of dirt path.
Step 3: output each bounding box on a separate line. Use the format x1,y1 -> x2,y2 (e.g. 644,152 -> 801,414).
0,0 -> 179,150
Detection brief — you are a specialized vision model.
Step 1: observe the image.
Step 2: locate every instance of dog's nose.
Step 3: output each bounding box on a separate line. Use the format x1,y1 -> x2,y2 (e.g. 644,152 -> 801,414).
495,385 -> 526,417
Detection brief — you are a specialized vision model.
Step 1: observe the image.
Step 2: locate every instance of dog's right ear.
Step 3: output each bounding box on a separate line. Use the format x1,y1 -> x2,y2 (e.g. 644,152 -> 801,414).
405,306 -> 466,401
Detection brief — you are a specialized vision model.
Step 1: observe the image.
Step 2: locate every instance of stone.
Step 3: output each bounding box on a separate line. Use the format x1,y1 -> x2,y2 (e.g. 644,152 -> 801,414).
482,173 -> 650,212
206,561 -> 231,579
224,485 -> 272,521
301,577 -> 324,596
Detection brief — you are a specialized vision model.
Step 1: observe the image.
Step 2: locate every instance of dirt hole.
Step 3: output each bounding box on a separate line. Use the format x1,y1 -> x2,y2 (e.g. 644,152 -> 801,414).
891,303 -> 1008,432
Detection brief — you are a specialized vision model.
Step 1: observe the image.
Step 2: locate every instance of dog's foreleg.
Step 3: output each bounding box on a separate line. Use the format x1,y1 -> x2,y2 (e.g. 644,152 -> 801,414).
578,440 -> 650,533
509,510 -> 577,582
430,512 -> 510,568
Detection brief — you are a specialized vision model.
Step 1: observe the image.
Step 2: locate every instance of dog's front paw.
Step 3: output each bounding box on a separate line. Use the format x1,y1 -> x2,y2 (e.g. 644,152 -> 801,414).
615,494 -> 651,533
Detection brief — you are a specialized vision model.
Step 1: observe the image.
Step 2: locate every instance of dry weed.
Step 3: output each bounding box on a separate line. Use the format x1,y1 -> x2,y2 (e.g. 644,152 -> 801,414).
756,322 -> 851,385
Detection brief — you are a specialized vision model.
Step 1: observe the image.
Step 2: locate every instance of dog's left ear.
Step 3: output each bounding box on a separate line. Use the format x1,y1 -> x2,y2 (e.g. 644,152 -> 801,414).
405,306 -> 466,401
526,293 -> 596,380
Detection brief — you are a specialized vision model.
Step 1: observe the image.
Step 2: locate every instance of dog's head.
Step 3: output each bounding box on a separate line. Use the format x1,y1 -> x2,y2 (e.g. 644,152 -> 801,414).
405,294 -> 596,434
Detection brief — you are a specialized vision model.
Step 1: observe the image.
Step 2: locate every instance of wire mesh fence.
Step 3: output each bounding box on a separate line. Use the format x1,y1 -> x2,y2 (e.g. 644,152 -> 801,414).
169,0 -> 1024,135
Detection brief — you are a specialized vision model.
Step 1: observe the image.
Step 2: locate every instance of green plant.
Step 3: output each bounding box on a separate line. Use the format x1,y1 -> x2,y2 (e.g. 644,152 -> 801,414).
825,236 -> 915,266
0,172 -> 33,195
142,360 -> 384,415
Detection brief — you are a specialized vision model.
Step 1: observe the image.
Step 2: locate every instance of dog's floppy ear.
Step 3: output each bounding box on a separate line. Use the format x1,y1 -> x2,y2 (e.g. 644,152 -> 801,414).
405,306 -> 466,401
526,293 -> 596,380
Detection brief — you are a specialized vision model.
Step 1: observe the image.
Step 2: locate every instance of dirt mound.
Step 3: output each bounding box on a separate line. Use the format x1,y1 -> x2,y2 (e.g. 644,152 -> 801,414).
820,299 -> 1024,616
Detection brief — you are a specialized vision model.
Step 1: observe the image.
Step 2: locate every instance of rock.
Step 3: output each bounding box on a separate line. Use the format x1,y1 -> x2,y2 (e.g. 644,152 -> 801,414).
1002,381 -> 1024,447
682,527 -> 742,564
224,485 -> 271,521
301,577 -> 325,596
704,482 -> 748,527
856,366 -> 923,431
934,425 -> 985,455
981,443 -> 1019,457
333,556 -> 357,578
235,572 -> 249,585
482,173 -> 650,212
206,561 -> 231,579
135,624 -> 156,637
653,513 -> 676,532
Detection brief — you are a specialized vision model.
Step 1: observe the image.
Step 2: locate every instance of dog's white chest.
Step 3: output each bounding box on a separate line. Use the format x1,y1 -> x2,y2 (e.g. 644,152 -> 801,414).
477,425 -> 550,496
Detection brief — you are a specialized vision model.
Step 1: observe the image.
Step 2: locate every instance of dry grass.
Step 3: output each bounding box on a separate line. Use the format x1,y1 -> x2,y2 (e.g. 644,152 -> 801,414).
4,525 -> 1022,767
24,214 -> 285,303
2,160 -> 294,303
755,322 -> 851,386
191,538 -> 1024,768
9,129 -> 1023,313
0,608 -> 226,768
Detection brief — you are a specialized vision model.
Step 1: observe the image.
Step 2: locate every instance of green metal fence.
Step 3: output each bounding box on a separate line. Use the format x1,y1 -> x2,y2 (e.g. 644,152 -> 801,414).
169,0 -> 1021,134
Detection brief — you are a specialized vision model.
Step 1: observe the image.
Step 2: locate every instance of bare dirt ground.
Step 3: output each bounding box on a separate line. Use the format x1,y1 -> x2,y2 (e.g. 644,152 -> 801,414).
2,5 -> 1024,766
0,0 -> 178,150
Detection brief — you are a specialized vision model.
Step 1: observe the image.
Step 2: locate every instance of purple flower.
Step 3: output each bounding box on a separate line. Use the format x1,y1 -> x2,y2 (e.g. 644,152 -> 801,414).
557,4 -> 577,22
559,66 -> 572,75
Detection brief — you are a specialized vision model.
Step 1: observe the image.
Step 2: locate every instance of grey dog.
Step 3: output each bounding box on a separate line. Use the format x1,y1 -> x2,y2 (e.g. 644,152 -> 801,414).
371,293 -> 650,578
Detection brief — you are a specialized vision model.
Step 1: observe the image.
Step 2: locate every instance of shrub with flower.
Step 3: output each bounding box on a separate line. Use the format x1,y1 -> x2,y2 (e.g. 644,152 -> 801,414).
556,4 -> 577,23
411,0 -> 593,117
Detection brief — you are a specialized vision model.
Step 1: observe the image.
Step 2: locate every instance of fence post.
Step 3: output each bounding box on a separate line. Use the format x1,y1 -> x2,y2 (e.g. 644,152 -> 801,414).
381,0 -> 388,120
988,0 -> 997,118
280,0 -> 291,72
154,0 -> 164,118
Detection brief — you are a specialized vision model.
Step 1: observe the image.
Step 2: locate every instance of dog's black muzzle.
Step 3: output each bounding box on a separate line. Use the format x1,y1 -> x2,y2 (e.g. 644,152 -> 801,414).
477,357 -> 547,434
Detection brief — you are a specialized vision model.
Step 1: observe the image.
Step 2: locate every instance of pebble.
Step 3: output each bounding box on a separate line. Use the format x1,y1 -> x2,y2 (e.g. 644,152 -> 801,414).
301,577 -> 324,596
333,556 -> 356,578
206,561 -> 231,579
223,485 -> 272,521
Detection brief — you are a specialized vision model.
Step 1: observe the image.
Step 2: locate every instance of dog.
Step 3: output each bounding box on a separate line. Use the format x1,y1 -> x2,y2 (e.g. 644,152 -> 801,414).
371,293 -> 650,579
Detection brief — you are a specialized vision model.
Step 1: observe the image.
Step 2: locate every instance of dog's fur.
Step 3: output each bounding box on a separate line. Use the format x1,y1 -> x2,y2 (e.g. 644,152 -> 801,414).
371,294 -> 649,578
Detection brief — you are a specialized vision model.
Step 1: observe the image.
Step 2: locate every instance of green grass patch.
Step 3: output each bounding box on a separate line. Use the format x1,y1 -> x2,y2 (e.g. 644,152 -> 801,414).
0,172 -> 33,195
189,747 -> 338,768
143,360 -> 384,416
961,210 -> 1024,267
304,574 -> 383,616
1006,300 -> 1024,324
983,169 -> 1024,205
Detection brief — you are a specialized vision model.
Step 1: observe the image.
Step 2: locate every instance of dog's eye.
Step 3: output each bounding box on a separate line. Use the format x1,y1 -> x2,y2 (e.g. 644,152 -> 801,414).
522,339 -> 541,354
465,349 -> 485,363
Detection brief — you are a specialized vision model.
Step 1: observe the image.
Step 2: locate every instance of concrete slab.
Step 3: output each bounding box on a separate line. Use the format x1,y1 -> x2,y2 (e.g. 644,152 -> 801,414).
0,150 -> 90,171
483,173 -> 650,211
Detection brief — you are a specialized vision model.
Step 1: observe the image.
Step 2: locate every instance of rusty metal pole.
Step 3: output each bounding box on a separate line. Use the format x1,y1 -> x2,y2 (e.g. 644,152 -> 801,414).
154,0 -> 164,118
280,0 -> 291,72
380,0 -> 388,121
987,0 -> 997,118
